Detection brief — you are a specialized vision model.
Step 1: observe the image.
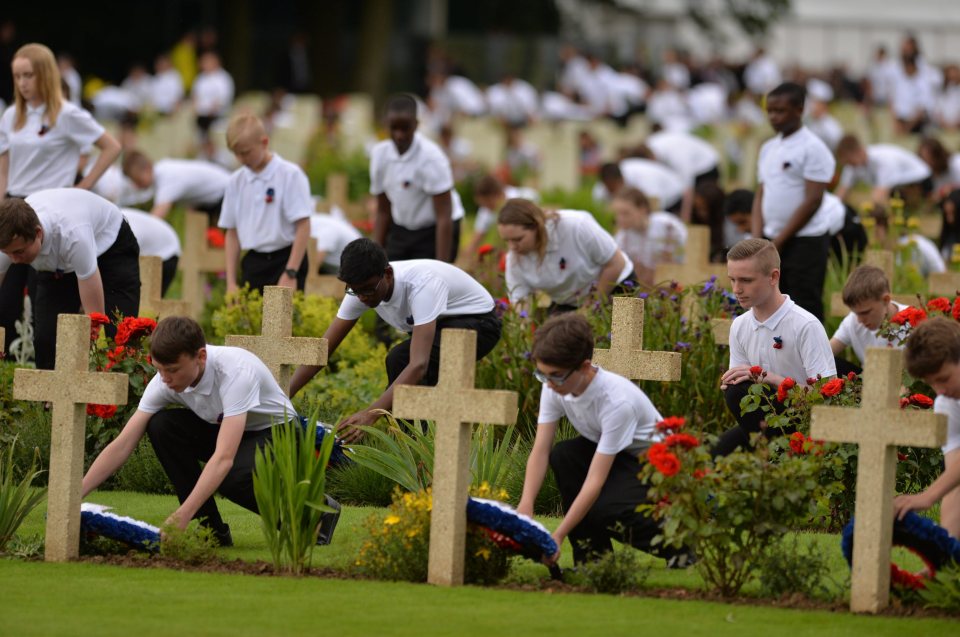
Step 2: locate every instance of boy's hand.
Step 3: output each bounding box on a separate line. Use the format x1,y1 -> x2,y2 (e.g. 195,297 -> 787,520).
543,531 -> 564,566
277,272 -> 297,289
893,492 -> 935,520
336,410 -> 379,443
720,365 -> 754,390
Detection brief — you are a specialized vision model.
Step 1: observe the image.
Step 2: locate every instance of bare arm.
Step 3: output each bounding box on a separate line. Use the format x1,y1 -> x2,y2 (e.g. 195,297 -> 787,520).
516,421 -> 558,517
0,151 -> 8,198
894,449 -> 960,527
433,191 -> 454,262
678,186 -> 694,224
289,316 -> 357,397
277,217 -> 310,289
224,228 -> 241,294
150,202 -> 175,219
166,414 -> 246,530
772,180 -> 828,250
829,337 -> 847,356
373,193 -> 392,247
82,410 -> 151,497
77,270 -> 106,315
75,132 -> 121,190
751,183 -> 764,238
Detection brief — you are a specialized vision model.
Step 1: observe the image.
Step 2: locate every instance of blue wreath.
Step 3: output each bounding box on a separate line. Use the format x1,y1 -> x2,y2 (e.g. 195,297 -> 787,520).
841,512 -> 960,574
80,504 -> 160,552
298,417 -> 350,468
467,497 -> 557,561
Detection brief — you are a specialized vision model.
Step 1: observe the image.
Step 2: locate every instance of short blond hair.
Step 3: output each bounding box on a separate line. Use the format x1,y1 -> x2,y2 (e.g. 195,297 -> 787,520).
727,238 -> 780,274
226,113 -> 267,151
841,265 -> 890,307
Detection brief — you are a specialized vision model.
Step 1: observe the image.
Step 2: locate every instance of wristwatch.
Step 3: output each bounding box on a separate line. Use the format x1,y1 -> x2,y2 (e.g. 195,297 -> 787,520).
284,268 -> 298,278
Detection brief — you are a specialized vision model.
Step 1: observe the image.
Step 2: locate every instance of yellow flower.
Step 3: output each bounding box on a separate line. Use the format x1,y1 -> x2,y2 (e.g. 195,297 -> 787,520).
892,215 -> 905,227
861,217 -> 876,229
859,201 -> 874,214
384,515 -> 401,526
406,528 -> 420,538
889,196 -> 905,211
475,547 -> 492,560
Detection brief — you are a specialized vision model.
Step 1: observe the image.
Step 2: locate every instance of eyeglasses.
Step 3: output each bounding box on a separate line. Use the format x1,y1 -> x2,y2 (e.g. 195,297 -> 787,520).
533,367 -> 576,386
345,274 -> 385,298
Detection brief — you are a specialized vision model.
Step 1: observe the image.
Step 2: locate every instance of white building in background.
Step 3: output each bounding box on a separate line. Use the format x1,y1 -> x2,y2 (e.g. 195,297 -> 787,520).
558,0 -> 960,75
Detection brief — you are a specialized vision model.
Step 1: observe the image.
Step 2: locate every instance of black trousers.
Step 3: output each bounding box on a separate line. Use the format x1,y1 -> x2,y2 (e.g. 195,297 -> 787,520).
161,256 -> 179,297
385,311 -> 501,385
147,409 -> 274,533
713,381 -> 793,457
240,245 -> 307,295
0,263 -> 37,353
35,219 -> 140,370
776,233 -> 830,322
385,219 -> 462,262
550,436 -> 680,564
694,165 -> 721,187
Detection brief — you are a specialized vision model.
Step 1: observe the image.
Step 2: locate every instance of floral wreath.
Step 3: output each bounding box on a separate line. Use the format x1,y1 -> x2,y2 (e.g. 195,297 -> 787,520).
841,512 -> 960,590
467,497 -> 558,572
80,503 -> 161,552
310,419 -> 350,468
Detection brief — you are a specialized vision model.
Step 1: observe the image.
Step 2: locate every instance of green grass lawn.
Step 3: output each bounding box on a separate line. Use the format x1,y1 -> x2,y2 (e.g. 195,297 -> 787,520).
3,491 -> 954,635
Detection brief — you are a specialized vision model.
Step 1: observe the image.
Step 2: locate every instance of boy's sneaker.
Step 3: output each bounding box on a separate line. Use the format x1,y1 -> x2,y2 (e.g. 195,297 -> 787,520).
665,552 -> 696,569
316,495 -> 341,546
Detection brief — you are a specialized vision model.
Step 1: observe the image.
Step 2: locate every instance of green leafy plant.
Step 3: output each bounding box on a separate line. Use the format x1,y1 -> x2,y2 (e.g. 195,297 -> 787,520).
920,563 -> 960,611
755,535 -> 839,601
158,521 -> 217,565
0,437 -> 47,553
253,417 -> 335,575
569,539 -> 651,595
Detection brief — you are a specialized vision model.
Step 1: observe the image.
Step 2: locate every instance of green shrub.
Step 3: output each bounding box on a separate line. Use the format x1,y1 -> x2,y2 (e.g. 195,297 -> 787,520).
920,563 -> 960,611
0,437 -> 47,553
355,485 -> 511,585
159,522 -> 217,565
755,536 -> 838,601
253,418 -> 335,575
571,542 -> 651,594
326,460 -> 395,507
113,440 -> 174,495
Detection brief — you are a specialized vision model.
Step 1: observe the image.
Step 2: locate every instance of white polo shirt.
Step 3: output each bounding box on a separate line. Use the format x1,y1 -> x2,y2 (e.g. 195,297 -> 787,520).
728,295 -> 836,383
151,69 -> 184,114
758,127 -> 836,238
219,154 -> 313,253
505,209 -> 634,306
309,213 -> 362,267
122,208 -> 181,261
0,101 -> 105,195
646,131 -> 720,183
0,188 -> 122,279
191,69 -> 234,117
154,159 -> 230,207
336,260 -> 493,333
137,345 -> 297,431
839,145 -> 932,190
618,158 -> 687,210
486,80 -> 539,124
369,133 -> 465,230
538,367 -> 662,455
932,396 -> 960,455
91,164 -> 154,207
474,186 -> 540,235
615,212 -> 688,270
899,234 -> 946,277
832,302 -> 908,365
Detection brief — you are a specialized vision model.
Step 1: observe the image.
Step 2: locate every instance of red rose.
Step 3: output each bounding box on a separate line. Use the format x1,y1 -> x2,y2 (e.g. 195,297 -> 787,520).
750,365 -> 764,376
789,431 -> 806,455
477,243 -> 494,257
498,253 -> 507,273
664,433 -> 700,449
927,297 -> 952,313
86,404 -> 117,419
647,442 -> 668,461
897,452 -> 908,462
115,317 -> 158,347
89,312 -> 111,340
206,228 -> 226,249
693,468 -> 709,479
655,416 -> 686,433
953,298 -> 960,321
908,393 -> 934,409
890,307 -> 927,327
651,451 -> 681,477
847,371 -> 857,381
899,397 -> 910,409
819,378 -> 845,397
777,377 -> 797,402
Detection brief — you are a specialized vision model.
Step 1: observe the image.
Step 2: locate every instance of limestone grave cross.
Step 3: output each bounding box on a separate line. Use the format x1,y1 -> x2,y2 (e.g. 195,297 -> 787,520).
225,286 -> 328,391
304,238 -> 346,300
179,211 -> 225,319
592,297 -> 682,381
393,329 -> 518,586
654,225 -> 727,287
13,314 -> 129,562
810,347 -> 946,613
928,270 -> 960,298
139,256 -> 190,319
829,249 -> 917,317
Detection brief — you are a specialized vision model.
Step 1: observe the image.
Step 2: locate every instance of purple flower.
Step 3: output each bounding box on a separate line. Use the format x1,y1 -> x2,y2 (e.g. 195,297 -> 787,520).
622,279 -> 635,288
523,351 -> 532,360
675,341 -> 691,351
670,295 -> 678,302
638,292 -> 649,299
519,310 -> 528,319
680,316 -> 688,326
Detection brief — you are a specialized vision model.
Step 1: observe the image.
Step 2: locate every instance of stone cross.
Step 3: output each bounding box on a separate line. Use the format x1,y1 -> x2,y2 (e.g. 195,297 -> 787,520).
304,238 -> 345,300
592,297 -> 682,381
324,173 -> 366,220
710,318 -> 731,345
13,314 -> 129,562
829,249 -> 916,317
139,256 -> 190,319
810,347 -> 946,613
179,212 -> 225,319
393,329 -> 518,586
654,225 -> 727,287
225,286 -> 328,391
928,271 -> 960,298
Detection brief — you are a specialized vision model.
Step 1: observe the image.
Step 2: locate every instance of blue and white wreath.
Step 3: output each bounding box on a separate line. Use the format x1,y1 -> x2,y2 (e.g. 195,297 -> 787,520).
80,503 -> 161,552
467,497 -> 557,560
313,421 -> 350,467
841,511 -> 960,581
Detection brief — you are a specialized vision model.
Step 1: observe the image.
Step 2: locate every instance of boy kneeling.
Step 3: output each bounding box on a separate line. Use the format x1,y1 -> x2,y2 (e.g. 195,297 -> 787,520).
517,313 -> 685,565
82,316 -> 339,546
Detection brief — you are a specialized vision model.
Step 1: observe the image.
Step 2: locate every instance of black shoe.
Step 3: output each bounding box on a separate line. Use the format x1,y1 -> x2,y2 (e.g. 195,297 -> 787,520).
316,495 -> 341,546
665,552 -> 695,569
210,524 -> 233,548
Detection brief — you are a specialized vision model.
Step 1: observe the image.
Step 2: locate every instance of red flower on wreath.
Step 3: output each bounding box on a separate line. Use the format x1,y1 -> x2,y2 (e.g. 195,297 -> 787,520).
86,404 -> 117,419
927,297 -> 951,314
655,416 -> 686,433
890,564 -> 926,591
776,377 -> 796,402
820,378 -> 845,397
890,307 -> 927,327
908,394 -> 934,409
664,433 -> 700,449
115,317 -> 157,347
